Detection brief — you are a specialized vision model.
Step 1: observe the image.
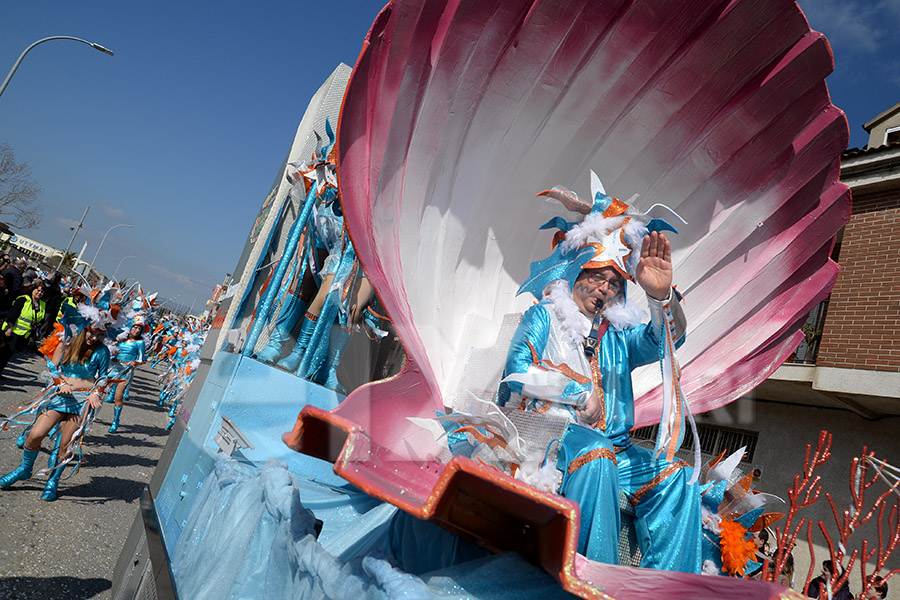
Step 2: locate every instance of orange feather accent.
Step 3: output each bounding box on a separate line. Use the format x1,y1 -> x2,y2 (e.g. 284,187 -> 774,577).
718,519 -> 758,576
38,323 -> 64,359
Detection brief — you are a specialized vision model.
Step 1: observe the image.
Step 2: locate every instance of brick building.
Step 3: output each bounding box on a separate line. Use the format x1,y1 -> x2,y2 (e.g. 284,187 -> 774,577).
691,102 -> 900,591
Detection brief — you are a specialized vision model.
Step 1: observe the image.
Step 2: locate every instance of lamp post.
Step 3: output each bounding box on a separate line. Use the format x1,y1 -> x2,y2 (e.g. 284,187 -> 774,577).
1,36 -> 114,99
112,255 -> 135,281
88,223 -> 131,282
56,206 -> 90,271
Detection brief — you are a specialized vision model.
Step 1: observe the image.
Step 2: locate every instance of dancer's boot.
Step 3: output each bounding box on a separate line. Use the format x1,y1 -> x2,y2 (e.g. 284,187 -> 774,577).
0,447 -> 39,488
276,313 -> 317,372
322,328 -> 352,393
16,426 -> 31,449
40,465 -> 65,501
47,432 -> 62,469
256,298 -> 309,364
109,406 -> 122,433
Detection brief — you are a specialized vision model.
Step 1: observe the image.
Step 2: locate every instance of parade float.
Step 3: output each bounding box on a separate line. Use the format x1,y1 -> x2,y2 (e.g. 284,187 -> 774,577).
112,1 -> 859,598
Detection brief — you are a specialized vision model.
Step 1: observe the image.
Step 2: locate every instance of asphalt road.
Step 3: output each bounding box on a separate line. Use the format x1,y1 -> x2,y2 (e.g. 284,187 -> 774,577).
0,350 -> 170,600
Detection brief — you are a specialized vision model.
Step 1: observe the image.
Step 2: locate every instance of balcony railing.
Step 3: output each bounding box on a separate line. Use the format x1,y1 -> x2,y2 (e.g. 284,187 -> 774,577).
785,298 -> 830,365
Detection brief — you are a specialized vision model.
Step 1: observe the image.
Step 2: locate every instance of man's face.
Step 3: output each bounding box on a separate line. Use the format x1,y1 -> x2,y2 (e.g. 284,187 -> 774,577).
572,267 -> 623,317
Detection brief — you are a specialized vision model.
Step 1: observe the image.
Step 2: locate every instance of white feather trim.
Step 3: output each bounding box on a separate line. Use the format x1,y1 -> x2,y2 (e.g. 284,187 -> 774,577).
560,214 -> 627,254
515,449 -> 563,494
602,299 -> 647,331
78,305 -> 101,323
701,504 -> 723,533
544,280 -> 590,345
701,560 -> 721,577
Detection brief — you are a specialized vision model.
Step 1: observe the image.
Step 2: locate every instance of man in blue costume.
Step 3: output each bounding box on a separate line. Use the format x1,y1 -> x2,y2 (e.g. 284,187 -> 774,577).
497,173 -> 701,572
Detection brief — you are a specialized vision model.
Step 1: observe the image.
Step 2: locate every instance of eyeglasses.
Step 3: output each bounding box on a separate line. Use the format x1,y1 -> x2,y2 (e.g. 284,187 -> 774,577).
581,271 -> 623,293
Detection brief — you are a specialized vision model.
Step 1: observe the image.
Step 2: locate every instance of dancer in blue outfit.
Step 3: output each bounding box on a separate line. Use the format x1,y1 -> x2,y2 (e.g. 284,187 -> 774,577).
0,322 -> 110,501
497,172 -> 701,572
268,122 -> 377,391
106,318 -> 147,433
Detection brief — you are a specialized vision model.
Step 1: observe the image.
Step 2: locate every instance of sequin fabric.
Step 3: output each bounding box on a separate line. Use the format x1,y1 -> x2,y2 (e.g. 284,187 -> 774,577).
567,447 -> 616,474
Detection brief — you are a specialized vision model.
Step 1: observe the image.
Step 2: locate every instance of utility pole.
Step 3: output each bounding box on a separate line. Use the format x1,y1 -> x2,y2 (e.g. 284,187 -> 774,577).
56,206 -> 89,271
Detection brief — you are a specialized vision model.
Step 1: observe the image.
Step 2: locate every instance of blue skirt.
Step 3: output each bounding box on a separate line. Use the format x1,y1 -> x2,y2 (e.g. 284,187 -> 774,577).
45,390 -> 90,415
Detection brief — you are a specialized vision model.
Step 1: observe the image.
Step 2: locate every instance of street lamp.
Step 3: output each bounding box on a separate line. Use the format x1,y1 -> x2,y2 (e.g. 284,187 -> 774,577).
1,36 -> 114,99
112,255 -> 135,281
88,223 -> 131,281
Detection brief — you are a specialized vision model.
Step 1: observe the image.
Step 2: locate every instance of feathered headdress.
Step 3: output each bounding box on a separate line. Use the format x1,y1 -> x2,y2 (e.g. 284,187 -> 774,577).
284,117 -> 338,199
518,171 -> 685,300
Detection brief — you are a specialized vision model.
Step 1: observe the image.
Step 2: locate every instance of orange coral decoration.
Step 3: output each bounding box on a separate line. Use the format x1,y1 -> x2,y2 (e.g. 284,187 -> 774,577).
38,322 -> 65,359
719,518 -> 758,576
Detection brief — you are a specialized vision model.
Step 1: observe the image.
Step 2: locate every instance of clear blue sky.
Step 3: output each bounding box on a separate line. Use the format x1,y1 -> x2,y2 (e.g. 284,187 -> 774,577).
1,1 -> 897,312
0,1 -> 384,311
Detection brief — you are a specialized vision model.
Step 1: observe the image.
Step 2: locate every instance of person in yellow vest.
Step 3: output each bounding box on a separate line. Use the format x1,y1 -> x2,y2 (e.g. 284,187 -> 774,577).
57,288 -> 85,322
0,280 -> 48,379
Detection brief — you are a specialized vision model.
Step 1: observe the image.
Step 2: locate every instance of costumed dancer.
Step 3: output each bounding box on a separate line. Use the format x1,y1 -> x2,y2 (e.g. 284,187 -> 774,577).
273,124 -> 376,391
0,293 -> 113,501
104,314 -> 148,433
0,277 -> 50,378
160,326 -> 204,429
259,121 -> 342,372
497,172 -> 702,572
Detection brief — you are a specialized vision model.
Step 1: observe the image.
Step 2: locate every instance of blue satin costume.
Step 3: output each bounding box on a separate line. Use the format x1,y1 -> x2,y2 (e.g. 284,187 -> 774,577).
110,339 -> 145,399
49,345 -> 111,414
498,301 -> 702,573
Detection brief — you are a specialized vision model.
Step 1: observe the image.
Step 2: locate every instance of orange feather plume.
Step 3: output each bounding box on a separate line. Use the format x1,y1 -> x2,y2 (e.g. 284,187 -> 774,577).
718,519 -> 758,576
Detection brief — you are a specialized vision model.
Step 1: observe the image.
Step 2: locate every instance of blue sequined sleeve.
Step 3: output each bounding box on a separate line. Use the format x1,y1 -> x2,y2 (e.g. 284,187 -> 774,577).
623,318 -> 686,371
92,345 -> 111,388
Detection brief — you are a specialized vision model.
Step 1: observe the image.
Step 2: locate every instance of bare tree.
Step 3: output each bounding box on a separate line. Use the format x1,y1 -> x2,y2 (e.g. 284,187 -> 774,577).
0,142 -> 42,229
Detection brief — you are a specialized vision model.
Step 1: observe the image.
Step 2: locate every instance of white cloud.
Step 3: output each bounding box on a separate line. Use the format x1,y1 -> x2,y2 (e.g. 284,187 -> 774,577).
53,216 -> 79,230
99,203 -> 127,219
146,263 -> 195,286
798,0 -> 900,55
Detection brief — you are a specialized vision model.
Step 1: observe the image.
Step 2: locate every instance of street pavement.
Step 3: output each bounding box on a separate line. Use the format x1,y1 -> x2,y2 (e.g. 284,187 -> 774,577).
0,350 -> 170,600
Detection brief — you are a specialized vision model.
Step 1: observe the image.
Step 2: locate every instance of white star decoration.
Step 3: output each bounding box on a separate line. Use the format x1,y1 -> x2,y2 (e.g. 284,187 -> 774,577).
590,227 -> 632,275
297,159 -> 335,196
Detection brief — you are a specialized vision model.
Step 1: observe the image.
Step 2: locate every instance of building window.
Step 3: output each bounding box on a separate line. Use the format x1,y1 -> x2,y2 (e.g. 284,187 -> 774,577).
786,298 -> 829,365
631,422 -> 759,462
885,126 -> 900,146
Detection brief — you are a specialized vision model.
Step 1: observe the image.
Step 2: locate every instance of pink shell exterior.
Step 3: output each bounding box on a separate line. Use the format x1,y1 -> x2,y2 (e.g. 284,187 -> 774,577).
286,3 -> 850,594
334,0 -> 849,449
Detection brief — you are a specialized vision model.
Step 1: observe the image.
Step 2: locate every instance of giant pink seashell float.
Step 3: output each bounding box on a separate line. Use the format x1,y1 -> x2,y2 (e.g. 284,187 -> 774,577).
284,0 -> 849,597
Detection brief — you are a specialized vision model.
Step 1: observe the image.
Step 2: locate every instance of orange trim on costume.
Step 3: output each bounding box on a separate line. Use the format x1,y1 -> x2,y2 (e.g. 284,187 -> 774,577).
588,352 -> 607,431
749,512 -> 785,532
453,425 -> 508,450
567,447 -> 616,474
628,461 -> 689,505
537,359 -> 591,385
526,340 -> 591,385
601,198 -> 629,218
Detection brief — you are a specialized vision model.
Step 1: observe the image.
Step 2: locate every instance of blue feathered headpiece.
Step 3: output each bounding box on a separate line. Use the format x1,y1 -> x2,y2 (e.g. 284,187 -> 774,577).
518,171 -> 686,299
